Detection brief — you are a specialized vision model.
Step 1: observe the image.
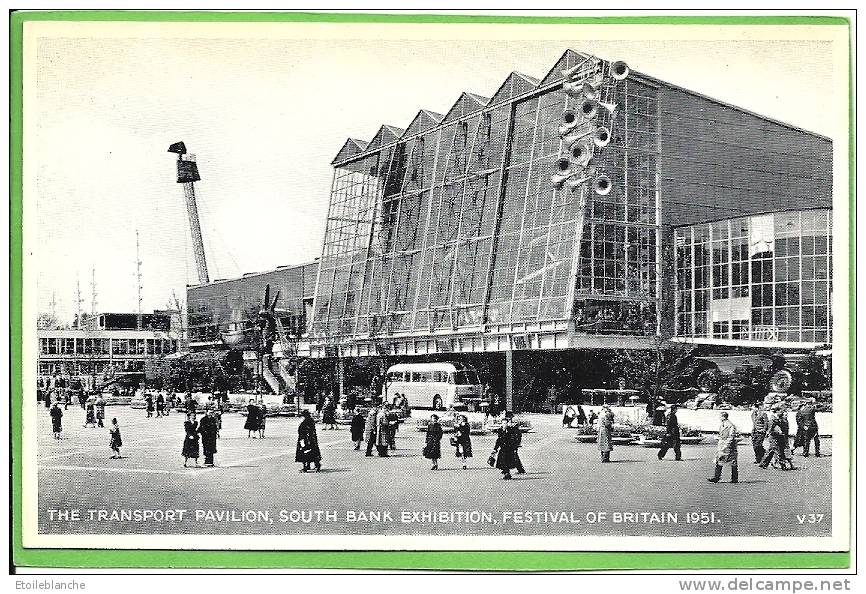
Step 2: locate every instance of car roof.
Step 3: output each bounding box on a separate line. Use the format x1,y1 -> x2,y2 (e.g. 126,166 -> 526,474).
386,362 -> 475,372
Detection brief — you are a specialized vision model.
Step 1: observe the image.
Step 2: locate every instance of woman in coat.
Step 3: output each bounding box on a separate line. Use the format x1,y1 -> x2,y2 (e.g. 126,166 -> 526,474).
95,395 -> 106,428
109,418 -> 123,459
182,416 -> 200,467
296,409 -> 322,472
321,398 -> 337,430
492,413 -> 520,479
350,410 -> 365,450
244,399 -> 260,438
597,404 -> 614,463
49,402 -> 63,439
423,414 -> 443,470
258,403 -> 267,438
84,398 -> 97,428
454,414 -> 473,469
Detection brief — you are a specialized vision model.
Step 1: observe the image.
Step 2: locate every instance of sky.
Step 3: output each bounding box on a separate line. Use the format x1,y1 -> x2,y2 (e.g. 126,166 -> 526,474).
32,26 -> 838,324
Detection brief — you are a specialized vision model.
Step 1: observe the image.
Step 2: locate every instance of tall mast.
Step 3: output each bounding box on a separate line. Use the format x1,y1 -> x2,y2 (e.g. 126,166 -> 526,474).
135,230 -> 143,316
75,274 -> 83,329
90,267 -> 98,316
167,141 -> 210,285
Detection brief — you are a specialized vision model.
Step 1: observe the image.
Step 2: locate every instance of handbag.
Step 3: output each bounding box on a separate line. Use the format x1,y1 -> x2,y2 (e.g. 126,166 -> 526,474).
487,452 -> 496,467
449,436 -> 459,447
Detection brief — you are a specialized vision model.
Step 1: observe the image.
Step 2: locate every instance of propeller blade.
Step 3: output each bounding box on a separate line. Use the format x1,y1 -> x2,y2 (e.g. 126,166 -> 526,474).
271,291 -> 280,311
263,284 -> 270,309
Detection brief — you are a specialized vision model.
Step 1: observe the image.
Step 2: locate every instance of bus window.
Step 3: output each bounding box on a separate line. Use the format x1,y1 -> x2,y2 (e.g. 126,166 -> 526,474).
388,371 -> 404,382
447,372 -> 456,385
410,372 -> 420,382
418,372 -> 432,382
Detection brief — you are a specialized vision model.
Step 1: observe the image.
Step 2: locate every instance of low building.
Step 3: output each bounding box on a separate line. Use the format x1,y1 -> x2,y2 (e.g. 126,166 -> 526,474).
37,311 -> 180,391
185,261 -> 318,349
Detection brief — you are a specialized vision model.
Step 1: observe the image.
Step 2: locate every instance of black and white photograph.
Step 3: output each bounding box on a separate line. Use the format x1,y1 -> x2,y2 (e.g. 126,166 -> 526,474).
20,17 -> 850,553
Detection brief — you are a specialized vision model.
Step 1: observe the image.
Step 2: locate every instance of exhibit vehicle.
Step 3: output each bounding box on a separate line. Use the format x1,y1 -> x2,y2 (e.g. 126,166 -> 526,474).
383,362 -> 483,410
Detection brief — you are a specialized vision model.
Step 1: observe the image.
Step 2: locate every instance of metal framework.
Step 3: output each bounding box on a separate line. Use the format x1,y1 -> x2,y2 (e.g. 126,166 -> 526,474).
310,51 -> 664,356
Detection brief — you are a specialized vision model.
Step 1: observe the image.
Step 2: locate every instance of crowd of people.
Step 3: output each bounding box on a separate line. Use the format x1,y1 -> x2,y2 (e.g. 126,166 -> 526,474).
562,395 -> 823,482
43,380 -> 824,484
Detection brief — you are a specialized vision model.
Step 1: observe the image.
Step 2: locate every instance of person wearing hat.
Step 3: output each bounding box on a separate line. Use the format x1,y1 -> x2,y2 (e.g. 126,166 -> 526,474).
350,408 -> 366,451
197,409 -> 219,467
797,398 -> 821,457
492,411 -> 521,479
182,413 -> 200,467
759,404 -> 796,470
363,406 -> 378,456
49,401 -> 63,439
423,414 -> 443,470
108,418 -> 123,459
295,409 -> 322,472
750,401 -> 769,464
94,393 -> 106,428
597,404 -> 615,463
244,398 -> 261,438
708,412 -> 738,483
657,403 -> 682,461
374,404 -> 391,457
145,392 -> 154,418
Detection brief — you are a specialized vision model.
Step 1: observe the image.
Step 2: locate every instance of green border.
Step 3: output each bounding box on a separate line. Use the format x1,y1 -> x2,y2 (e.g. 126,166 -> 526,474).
9,10 -> 853,571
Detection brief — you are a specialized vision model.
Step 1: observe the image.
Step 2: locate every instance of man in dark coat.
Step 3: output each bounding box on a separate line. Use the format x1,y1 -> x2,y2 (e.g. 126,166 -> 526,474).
185,392 -> 197,418
155,392 -> 165,417
651,399 -> 666,426
350,410 -> 365,450
751,402 -> 769,464
145,393 -> 154,418
386,404 -> 400,450
296,410 -> 322,472
493,412 -> 521,479
657,404 -> 682,460
198,410 -> 219,466
798,399 -> 821,457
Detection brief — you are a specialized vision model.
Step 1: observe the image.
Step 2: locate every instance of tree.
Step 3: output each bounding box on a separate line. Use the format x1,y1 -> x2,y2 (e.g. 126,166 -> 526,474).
37,312 -> 64,330
609,336 -> 697,403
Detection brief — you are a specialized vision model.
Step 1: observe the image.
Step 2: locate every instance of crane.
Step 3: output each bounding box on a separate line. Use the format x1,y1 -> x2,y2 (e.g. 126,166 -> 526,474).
168,141 -> 210,285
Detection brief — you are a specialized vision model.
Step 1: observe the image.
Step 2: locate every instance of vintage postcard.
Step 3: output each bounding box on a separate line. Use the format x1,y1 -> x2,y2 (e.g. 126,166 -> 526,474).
16,14 -> 852,558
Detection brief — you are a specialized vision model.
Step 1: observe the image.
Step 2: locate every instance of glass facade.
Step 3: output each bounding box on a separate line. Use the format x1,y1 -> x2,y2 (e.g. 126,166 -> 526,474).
312,54 -> 661,341
675,209 -> 832,344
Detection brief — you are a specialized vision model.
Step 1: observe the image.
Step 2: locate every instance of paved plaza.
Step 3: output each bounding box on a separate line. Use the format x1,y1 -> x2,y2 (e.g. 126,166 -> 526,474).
37,404 -> 833,537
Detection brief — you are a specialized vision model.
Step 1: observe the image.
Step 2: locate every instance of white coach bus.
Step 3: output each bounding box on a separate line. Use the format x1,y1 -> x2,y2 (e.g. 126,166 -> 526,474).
383,362 -> 483,410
